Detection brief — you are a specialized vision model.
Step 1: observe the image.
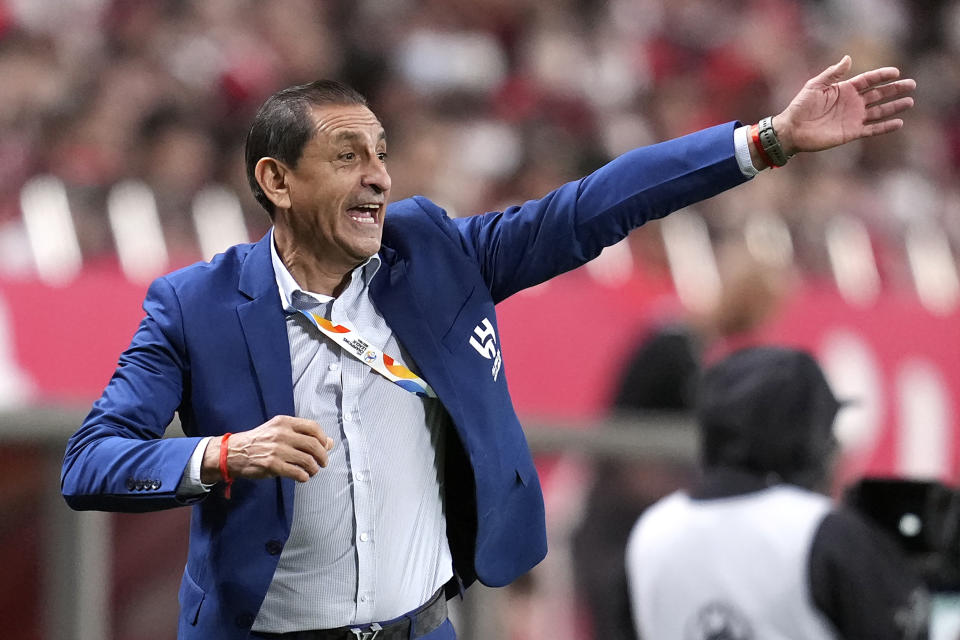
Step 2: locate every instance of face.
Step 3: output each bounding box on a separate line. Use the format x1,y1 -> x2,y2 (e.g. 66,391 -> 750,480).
278,103 -> 391,270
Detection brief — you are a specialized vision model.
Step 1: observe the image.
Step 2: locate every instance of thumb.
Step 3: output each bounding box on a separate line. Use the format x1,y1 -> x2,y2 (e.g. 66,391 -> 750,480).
812,55 -> 852,85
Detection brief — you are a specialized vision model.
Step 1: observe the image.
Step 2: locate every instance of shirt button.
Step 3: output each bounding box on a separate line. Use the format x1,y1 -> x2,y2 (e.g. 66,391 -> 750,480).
360,594 -> 369,603
328,363 -> 339,372
343,413 -> 352,422
265,539 -> 283,555
359,532 -> 370,542
355,472 -> 366,482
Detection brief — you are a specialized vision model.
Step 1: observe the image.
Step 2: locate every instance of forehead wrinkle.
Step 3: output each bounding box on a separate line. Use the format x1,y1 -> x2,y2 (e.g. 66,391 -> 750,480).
329,129 -> 386,146
312,109 -> 384,140
312,122 -> 387,153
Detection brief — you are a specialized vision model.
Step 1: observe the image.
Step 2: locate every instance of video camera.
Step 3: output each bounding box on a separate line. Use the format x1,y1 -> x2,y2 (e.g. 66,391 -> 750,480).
844,477 -> 960,591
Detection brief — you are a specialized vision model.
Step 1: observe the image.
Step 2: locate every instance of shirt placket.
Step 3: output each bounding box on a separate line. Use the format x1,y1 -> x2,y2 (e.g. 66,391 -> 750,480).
330,290 -> 377,621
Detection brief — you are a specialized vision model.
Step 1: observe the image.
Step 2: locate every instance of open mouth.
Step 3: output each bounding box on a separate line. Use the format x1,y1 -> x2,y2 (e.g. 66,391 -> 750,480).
346,203 -> 381,225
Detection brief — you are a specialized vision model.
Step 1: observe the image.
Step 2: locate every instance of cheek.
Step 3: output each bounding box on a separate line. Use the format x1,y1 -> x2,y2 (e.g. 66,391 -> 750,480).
304,187 -> 341,227
290,169 -> 352,225
316,177 -> 351,209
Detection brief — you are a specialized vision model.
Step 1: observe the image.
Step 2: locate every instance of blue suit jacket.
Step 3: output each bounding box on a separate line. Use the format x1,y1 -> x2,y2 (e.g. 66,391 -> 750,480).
61,122 -> 748,639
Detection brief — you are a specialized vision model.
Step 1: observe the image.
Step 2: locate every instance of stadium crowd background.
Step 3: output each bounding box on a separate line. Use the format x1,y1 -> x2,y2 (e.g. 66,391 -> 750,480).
0,0 -> 957,279
1,0 -> 960,639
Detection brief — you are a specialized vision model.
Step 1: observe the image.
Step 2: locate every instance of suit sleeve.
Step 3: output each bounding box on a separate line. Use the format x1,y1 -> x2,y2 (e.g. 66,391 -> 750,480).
453,122 -> 749,303
61,276 -> 205,512
809,508 -> 931,640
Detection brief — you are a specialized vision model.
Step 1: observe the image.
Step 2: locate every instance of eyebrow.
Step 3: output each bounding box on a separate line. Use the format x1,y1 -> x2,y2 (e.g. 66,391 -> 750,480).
331,130 -> 387,144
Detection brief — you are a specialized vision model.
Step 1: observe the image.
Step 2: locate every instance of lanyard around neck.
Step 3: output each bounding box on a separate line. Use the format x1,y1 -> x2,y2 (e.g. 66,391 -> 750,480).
295,309 -> 437,399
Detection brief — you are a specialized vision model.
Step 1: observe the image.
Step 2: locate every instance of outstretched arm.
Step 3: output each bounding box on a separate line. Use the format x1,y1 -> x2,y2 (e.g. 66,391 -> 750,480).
453,56 -> 914,300
748,55 -> 916,168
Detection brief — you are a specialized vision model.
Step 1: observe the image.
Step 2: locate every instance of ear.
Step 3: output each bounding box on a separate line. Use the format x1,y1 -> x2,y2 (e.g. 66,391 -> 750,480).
255,157 -> 292,211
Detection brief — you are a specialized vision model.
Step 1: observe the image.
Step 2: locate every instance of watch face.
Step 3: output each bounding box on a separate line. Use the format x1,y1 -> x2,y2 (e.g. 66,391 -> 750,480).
685,601 -> 755,640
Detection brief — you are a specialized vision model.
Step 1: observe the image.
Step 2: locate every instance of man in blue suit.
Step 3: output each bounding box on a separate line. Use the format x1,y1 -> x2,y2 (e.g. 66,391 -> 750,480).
62,56 -> 914,639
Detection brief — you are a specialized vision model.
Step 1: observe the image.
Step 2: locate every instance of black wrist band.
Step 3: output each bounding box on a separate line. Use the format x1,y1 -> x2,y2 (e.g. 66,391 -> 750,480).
758,116 -> 791,167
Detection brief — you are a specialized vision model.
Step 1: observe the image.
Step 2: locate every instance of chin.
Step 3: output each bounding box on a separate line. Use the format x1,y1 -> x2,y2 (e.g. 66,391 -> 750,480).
351,237 -> 383,260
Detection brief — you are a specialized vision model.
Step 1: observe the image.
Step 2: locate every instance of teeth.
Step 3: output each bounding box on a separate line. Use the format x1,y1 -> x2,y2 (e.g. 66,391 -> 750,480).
347,203 -> 379,223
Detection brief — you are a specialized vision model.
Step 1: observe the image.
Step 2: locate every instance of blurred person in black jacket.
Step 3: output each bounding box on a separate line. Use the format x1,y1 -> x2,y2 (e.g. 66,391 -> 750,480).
625,346 -> 929,639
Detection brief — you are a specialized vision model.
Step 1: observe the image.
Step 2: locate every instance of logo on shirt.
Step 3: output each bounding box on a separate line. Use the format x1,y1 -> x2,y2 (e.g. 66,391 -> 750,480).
364,350 -> 377,363
685,601 -> 754,640
469,317 -> 502,382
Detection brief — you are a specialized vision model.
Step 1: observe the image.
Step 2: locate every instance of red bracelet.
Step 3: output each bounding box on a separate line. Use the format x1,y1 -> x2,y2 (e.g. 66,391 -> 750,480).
750,123 -> 775,169
220,432 -> 233,499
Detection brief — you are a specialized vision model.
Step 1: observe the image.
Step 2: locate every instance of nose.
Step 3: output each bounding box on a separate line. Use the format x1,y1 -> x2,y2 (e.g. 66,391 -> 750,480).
361,156 -> 391,195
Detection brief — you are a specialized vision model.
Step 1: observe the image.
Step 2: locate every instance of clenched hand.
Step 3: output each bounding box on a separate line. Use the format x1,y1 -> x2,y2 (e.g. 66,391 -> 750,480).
201,415 -> 335,485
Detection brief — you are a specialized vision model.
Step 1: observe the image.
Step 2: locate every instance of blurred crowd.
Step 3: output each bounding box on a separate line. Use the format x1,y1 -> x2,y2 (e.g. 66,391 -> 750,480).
0,0 -> 958,284
1,3 -> 957,639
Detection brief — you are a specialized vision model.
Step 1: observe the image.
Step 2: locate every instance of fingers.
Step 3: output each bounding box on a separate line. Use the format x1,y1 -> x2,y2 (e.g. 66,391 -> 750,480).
243,436 -> 329,481
859,79 -> 916,105
297,423 -> 335,450
286,444 -> 324,476
251,437 -> 329,482
268,415 -> 335,449
847,66 -> 902,92
861,118 -> 904,138
283,415 -> 331,441
864,96 -> 915,123
290,431 -> 332,468
227,415 -> 336,482
812,55 -> 852,85
276,418 -> 333,472
812,55 -> 912,98
277,461 -> 313,483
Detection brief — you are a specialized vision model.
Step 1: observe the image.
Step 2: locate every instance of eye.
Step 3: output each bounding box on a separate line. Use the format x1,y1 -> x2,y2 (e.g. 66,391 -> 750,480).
377,152 -> 388,162
339,152 -> 356,161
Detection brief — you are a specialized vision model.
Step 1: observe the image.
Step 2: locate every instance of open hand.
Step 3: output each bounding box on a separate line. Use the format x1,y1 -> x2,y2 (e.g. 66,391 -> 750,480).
773,55 -> 916,156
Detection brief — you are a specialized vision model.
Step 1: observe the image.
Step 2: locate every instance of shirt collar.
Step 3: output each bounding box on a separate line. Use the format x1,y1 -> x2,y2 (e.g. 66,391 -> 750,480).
269,227 -> 381,312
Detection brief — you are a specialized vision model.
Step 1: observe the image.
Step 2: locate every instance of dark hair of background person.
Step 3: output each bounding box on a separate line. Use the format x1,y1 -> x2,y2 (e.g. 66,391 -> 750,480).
696,346 -> 842,491
244,80 -> 369,218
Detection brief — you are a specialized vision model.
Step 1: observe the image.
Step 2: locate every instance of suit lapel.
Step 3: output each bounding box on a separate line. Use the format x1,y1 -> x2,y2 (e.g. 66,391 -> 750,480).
237,233 -> 296,421
236,232 -> 296,524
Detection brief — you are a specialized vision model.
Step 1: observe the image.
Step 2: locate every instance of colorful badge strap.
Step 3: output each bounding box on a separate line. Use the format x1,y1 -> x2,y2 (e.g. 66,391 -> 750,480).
295,309 -> 437,399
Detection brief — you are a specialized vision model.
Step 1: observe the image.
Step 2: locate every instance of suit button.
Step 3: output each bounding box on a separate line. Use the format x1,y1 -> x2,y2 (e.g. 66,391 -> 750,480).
235,613 -> 255,628
151,480 -> 161,490
126,478 -> 136,491
265,540 -> 283,555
